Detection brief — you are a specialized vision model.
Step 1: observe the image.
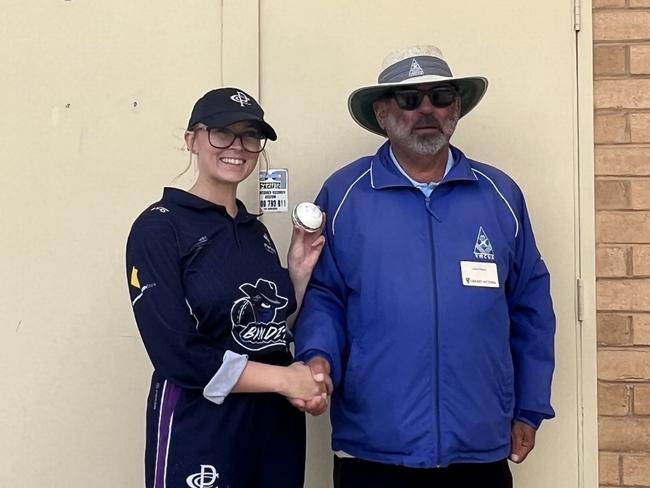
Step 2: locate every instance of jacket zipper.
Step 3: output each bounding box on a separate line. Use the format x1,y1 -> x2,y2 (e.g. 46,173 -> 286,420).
425,195 -> 441,467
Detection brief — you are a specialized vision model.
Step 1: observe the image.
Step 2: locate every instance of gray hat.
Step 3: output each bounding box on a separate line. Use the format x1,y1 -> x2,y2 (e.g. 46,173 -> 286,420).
348,46 -> 488,136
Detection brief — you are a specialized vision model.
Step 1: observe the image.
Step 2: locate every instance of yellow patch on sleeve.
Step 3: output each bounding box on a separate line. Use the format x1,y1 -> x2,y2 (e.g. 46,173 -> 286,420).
130,266 -> 141,289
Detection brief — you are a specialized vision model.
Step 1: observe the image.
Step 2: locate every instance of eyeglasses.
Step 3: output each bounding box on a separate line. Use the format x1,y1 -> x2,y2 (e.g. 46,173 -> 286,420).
389,86 -> 457,111
196,127 -> 268,153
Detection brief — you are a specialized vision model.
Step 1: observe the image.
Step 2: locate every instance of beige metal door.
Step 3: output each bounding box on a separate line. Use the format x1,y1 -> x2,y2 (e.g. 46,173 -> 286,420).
253,1 -> 594,487
0,2 -> 236,487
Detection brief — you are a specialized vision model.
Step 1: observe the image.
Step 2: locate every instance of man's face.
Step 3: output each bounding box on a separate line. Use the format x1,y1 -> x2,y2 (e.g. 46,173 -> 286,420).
374,83 -> 461,157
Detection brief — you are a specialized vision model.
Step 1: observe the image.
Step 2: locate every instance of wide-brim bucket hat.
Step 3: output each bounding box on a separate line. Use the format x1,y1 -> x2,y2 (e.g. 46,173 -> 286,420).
348,45 -> 488,136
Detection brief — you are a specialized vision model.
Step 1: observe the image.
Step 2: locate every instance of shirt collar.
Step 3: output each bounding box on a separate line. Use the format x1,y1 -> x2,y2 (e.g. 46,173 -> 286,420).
162,187 -> 258,222
388,145 -> 454,189
369,142 -> 478,190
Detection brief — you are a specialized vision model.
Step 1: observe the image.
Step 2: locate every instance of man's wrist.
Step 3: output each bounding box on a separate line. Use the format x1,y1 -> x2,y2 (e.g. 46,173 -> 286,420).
308,355 -> 331,373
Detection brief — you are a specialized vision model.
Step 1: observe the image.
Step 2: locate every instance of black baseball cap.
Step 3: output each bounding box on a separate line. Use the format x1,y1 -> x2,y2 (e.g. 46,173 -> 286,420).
187,87 -> 277,140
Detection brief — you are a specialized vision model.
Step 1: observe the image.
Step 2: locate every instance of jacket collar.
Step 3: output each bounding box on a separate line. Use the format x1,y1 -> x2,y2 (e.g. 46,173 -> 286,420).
162,187 -> 259,222
369,142 -> 478,190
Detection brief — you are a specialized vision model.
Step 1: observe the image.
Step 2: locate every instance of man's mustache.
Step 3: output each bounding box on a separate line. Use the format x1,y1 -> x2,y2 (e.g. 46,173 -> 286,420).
412,116 -> 441,130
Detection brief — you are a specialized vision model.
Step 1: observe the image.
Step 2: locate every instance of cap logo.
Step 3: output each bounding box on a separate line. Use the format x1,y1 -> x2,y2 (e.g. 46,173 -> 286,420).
408,58 -> 425,77
230,91 -> 252,107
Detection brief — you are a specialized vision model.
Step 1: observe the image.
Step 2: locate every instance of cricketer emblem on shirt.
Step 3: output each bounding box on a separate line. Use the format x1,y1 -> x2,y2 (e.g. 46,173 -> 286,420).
230,278 -> 288,351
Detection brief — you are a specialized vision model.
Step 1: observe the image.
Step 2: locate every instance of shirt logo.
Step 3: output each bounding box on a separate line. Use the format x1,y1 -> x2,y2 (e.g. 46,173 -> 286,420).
230,279 -> 288,351
408,58 -> 425,77
263,233 -> 277,255
186,465 -> 219,488
473,226 -> 495,260
150,206 -> 169,213
129,266 -> 157,305
230,91 -> 251,107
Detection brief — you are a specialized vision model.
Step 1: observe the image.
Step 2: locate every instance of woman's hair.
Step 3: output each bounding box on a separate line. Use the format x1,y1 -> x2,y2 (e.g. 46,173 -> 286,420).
172,124 -> 202,182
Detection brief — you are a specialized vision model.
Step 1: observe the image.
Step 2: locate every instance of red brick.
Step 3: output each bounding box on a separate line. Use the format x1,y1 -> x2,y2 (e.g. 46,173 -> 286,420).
634,384 -> 650,414
599,417 -> 650,450
598,279 -> 650,310
631,45 -> 650,75
630,179 -> 650,209
594,11 -> 650,42
597,246 -> 629,276
599,349 -> 650,380
599,382 -> 631,415
634,247 -> 650,277
597,212 -> 650,243
630,114 -> 650,143
600,452 -> 620,485
623,454 -> 650,485
595,180 -> 631,210
633,314 -> 650,344
594,45 -> 627,76
595,80 -> 650,110
595,113 -> 628,143
595,146 -> 650,176
594,0 -> 626,6
598,313 -> 633,345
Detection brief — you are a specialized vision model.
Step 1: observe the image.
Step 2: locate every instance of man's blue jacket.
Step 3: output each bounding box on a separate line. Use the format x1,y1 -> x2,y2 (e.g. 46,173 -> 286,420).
295,143 -> 555,468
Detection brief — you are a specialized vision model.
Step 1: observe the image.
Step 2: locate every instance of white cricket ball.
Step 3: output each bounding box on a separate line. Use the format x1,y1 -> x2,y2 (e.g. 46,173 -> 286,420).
292,202 -> 323,232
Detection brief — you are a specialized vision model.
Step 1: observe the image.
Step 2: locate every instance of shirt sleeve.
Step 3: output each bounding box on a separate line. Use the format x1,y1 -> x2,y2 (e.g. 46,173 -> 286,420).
126,218 -> 246,395
294,187 -> 348,387
507,191 -> 556,426
203,350 -> 249,404
516,410 -> 545,430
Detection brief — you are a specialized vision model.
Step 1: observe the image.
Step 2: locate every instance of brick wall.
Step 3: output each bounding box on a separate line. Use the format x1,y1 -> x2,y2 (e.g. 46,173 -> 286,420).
594,1 -> 650,486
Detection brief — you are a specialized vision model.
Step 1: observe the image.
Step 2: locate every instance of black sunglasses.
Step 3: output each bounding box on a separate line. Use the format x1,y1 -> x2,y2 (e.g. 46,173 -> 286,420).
389,86 -> 457,111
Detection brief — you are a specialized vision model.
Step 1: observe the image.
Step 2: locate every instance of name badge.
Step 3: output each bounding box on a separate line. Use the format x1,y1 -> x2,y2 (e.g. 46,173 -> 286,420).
460,261 -> 499,288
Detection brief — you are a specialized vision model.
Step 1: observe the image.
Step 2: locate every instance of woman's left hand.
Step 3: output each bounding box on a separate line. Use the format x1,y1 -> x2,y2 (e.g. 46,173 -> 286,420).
287,213 -> 326,282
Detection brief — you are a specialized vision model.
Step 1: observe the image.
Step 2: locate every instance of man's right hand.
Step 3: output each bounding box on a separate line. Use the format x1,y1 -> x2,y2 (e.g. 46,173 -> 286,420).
289,356 -> 333,416
280,362 -> 327,400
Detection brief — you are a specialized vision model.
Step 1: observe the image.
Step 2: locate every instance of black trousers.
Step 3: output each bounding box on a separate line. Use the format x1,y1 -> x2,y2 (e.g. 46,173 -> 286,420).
333,456 -> 513,488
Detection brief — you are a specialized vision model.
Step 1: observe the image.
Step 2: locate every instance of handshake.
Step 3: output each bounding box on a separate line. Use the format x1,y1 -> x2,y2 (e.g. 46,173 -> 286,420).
280,357 -> 332,416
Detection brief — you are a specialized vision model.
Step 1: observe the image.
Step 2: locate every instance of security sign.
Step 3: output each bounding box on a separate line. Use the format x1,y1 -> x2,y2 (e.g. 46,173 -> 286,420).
259,169 -> 288,213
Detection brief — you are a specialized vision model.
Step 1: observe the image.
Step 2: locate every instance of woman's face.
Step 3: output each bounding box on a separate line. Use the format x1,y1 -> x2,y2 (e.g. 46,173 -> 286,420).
187,121 -> 262,188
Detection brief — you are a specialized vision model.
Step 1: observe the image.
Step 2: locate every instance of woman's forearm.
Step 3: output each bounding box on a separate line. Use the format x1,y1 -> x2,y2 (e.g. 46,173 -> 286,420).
287,268 -> 309,329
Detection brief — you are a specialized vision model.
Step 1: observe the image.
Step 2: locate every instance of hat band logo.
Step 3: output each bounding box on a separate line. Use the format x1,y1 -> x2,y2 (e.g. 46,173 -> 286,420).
230,91 -> 251,107
408,58 -> 425,77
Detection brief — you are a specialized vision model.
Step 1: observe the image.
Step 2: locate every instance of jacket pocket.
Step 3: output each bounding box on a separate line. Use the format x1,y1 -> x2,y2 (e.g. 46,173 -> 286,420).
498,354 -> 515,416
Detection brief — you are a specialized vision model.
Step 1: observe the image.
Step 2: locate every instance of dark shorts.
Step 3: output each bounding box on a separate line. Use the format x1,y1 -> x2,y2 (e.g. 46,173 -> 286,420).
334,455 -> 513,488
144,375 -> 305,488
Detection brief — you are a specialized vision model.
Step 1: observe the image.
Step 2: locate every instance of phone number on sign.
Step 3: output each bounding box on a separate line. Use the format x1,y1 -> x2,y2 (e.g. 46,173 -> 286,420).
260,199 -> 287,209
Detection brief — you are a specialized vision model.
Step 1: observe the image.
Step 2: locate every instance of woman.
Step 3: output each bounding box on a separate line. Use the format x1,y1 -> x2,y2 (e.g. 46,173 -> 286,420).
126,88 -> 326,488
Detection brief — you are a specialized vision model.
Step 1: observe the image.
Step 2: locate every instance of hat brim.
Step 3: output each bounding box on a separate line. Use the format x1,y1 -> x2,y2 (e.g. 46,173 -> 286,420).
192,112 -> 278,141
240,284 -> 288,306
348,75 -> 488,136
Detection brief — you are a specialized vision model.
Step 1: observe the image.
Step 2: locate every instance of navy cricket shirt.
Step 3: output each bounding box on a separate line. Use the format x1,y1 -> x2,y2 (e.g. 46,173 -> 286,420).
126,188 -> 296,399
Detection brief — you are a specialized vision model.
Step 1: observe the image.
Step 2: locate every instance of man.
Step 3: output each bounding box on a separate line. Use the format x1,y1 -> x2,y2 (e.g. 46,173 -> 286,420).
293,45 -> 556,487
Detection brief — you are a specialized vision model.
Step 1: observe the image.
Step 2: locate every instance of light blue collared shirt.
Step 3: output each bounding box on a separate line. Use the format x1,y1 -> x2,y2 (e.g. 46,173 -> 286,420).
389,145 -> 455,198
